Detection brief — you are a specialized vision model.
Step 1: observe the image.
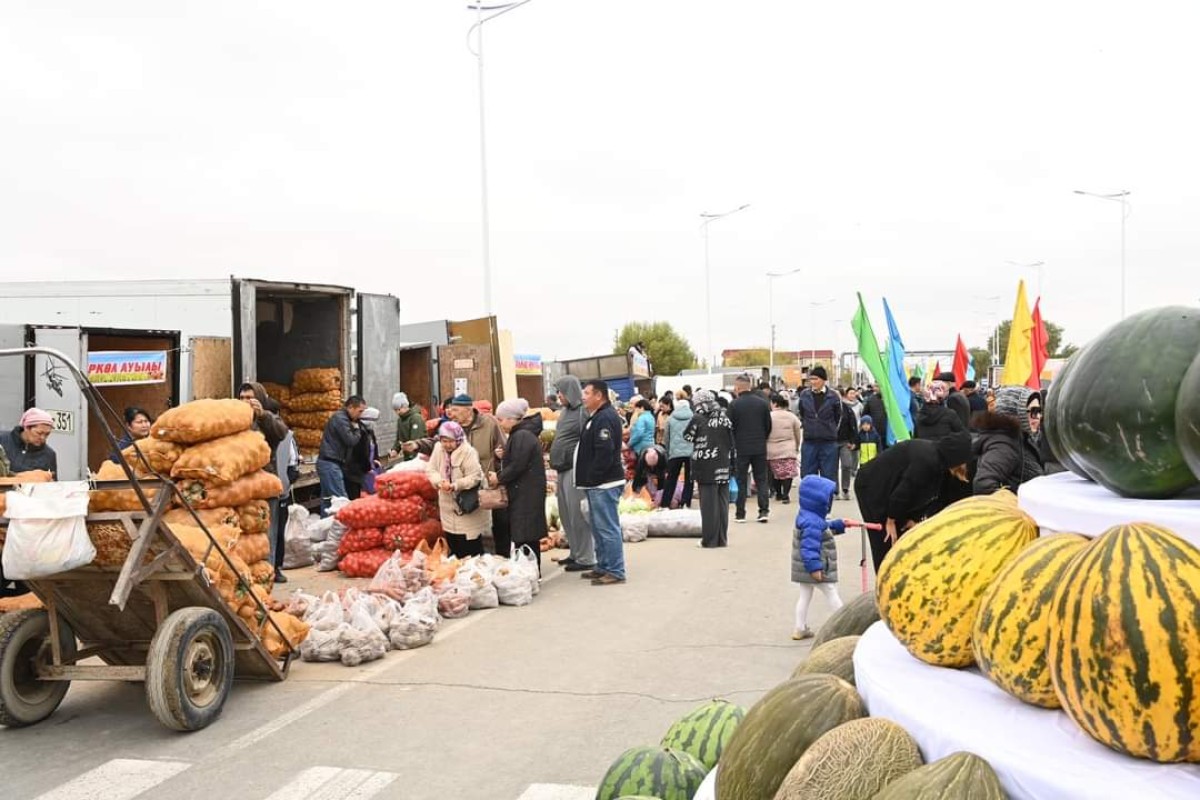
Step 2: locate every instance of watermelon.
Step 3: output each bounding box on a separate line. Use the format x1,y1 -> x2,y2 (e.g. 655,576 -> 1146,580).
873,751 -> 1005,799
595,746 -> 706,800
660,699 -> 744,770
792,635 -> 859,685
1043,347 -> 1089,477
1177,351 -> 1200,483
811,591 -> 879,647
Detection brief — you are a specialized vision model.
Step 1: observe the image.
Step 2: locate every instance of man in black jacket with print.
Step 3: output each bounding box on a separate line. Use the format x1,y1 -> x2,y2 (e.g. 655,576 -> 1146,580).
729,374 -> 773,524
574,380 -> 628,585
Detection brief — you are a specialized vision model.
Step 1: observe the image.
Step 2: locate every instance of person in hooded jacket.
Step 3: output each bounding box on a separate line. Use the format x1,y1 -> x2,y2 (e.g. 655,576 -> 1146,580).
489,399 -> 548,570
973,386 -> 1045,494
791,475 -> 847,640
853,432 -> 974,572
915,381 -> 966,441
344,407 -> 382,499
549,376 -> 595,571
659,398 -> 695,509
685,390 -> 734,548
389,392 -> 426,461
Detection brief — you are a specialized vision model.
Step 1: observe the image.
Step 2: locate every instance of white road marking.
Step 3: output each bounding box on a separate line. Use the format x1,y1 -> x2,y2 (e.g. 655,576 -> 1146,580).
263,766 -> 398,800
33,758 -> 191,800
515,784 -> 597,800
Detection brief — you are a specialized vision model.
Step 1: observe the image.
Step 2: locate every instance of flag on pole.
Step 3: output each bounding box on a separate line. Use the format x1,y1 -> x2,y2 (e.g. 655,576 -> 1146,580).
1002,280 -> 1035,386
913,361 -> 925,381
966,352 -> 976,382
1028,299 -> 1050,389
883,299 -> 914,442
933,360 -> 942,378
851,293 -> 912,443
952,335 -> 970,388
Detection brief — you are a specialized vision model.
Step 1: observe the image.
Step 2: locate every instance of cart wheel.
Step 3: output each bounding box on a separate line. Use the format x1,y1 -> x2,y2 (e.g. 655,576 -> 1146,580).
0,609 -> 77,728
145,607 -> 234,732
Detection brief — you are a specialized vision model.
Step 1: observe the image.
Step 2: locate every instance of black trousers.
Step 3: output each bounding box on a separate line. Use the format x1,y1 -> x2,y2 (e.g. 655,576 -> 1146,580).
769,476 -> 794,500
659,457 -> 694,508
734,453 -> 770,518
491,508 -> 512,558
446,533 -> 485,560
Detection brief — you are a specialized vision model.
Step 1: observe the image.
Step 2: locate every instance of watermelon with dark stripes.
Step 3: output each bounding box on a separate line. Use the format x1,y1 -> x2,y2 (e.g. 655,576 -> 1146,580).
660,699 -> 744,771
595,746 -> 707,800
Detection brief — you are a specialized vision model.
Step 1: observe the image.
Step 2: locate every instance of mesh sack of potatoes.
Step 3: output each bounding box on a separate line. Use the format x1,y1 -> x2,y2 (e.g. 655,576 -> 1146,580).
88,522 -> 133,568
282,410 -> 336,430
238,500 -> 271,534
233,533 -> 270,564
120,437 -> 183,476
153,399 -> 254,444
249,559 -> 275,588
263,610 -> 310,658
90,460 -> 162,512
261,382 -> 291,407
293,429 -> 324,449
162,506 -> 240,530
292,368 -> 342,394
189,471 -> 283,509
171,430 -> 272,486
168,522 -> 242,570
287,390 -> 342,412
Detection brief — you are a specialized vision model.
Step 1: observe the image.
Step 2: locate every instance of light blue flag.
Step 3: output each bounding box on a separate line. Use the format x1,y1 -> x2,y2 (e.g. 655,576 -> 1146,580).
882,299 -> 914,444
966,352 -> 976,382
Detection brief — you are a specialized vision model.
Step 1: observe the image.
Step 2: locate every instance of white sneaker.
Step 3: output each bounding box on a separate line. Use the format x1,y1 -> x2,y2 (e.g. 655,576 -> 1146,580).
791,628 -> 814,641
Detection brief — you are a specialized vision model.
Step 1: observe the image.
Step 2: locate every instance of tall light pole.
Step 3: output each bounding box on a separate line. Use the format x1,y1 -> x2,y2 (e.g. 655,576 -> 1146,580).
1074,189 -> 1131,319
700,203 -> 751,373
807,298 -> 835,373
766,267 -> 802,376
468,0 -> 534,317
1006,260 -> 1046,299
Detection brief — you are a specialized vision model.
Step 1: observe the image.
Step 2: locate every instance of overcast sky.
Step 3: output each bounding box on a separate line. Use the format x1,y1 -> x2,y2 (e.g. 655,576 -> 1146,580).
2,1 -> 1197,366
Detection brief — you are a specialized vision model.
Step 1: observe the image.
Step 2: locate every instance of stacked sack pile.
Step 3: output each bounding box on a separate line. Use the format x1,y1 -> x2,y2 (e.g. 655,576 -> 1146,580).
333,471 -> 444,578
273,368 -> 343,458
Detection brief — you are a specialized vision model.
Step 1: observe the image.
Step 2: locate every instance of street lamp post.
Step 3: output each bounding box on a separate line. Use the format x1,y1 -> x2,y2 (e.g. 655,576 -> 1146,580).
767,267 -> 803,377
807,298 -> 835,375
1074,189 -> 1132,319
700,203 -> 751,373
1006,260 -> 1046,299
468,0 -> 534,317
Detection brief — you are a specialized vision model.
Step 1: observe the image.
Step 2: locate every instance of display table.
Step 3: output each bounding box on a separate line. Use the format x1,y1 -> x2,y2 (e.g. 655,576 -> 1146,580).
1018,472 -> 1200,543
854,622 -> 1200,799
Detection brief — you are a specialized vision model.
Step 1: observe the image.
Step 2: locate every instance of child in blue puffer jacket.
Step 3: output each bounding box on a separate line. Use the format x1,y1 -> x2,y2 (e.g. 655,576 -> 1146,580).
791,474 -> 849,640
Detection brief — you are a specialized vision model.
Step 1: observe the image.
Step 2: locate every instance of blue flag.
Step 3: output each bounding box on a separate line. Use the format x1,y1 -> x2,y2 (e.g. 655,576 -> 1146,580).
883,299 -> 914,444
966,352 -> 976,382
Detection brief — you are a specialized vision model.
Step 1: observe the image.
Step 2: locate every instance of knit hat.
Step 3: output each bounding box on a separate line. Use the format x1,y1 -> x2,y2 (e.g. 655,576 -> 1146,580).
809,365 -> 828,381
994,386 -> 1035,433
20,408 -> 53,429
449,394 -> 474,407
860,414 -> 874,426
495,398 -> 530,420
392,392 -> 410,409
437,421 -> 466,442
360,407 -> 380,422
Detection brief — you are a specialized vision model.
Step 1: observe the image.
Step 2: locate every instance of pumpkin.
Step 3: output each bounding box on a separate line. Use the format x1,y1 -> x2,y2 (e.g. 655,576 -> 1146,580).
877,495 -> 1038,667
873,751 -> 1005,799
972,533 -> 1089,708
1052,306 -> 1200,498
774,717 -> 923,800
715,674 -> 865,800
811,591 -> 879,647
1049,523 -> 1200,762
791,635 -> 859,685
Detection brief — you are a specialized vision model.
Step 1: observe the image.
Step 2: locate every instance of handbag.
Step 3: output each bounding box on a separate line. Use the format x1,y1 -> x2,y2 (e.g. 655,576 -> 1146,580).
454,484 -> 481,515
479,486 -> 509,510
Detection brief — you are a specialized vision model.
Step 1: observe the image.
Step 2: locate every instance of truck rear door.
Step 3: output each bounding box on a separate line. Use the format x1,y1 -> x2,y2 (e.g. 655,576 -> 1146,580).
356,293 -> 401,448
0,324 -> 29,430
29,327 -> 88,481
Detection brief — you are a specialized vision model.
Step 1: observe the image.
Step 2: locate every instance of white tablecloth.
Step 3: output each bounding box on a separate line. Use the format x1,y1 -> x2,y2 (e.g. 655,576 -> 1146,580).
854,622 -> 1200,799
1018,472 -> 1200,543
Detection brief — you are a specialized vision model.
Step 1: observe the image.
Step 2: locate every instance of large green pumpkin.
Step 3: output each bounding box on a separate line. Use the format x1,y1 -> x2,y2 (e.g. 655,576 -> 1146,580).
872,751 -> 1005,799
715,674 -> 865,800
1177,352 -> 1200,482
1052,306 -> 1200,498
660,699 -> 744,771
811,591 -> 879,647
791,635 -> 859,685
595,746 -> 706,800
774,717 -> 923,800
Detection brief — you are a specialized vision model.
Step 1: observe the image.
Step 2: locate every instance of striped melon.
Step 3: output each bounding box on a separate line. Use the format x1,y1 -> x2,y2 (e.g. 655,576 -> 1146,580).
716,674 -> 865,800
774,717 -> 923,800
1049,523 -> 1200,762
595,746 -> 706,800
873,751 -> 1005,799
812,591 -> 879,647
972,533 -> 1089,707
791,635 -> 860,685
660,699 -> 744,771
877,496 -> 1039,667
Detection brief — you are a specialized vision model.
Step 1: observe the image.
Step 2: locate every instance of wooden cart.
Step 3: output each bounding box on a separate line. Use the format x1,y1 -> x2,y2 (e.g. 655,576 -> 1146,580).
0,346 -> 293,732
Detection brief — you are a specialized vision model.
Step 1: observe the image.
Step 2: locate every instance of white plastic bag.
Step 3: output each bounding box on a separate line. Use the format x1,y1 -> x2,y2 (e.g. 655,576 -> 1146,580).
646,508 -> 704,538
620,514 -> 650,543
282,504 -> 315,569
513,545 -> 541,596
307,591 -> 346,632
315,519 -> 348,571
387,458 -> 429,474
300,624 -> 344,662
458,560 -> 499,610
389,587 -> 440,650
1,482 -> 94,579
493,562 -> 533,607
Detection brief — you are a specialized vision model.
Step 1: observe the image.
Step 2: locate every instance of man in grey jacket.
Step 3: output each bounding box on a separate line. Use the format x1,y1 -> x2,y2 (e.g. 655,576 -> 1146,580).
549,376 -> 595,572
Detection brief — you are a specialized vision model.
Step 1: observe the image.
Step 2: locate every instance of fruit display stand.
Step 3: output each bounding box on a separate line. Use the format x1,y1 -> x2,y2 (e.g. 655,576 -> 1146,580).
1019,471 -> 1200,543
853,621 -> 1200,798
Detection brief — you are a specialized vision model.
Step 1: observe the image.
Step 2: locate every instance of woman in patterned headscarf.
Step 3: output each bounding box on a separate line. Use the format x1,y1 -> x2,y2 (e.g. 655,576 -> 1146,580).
426,420 -> 490,558
684,390 -> 735,548
915,380 -> 965,441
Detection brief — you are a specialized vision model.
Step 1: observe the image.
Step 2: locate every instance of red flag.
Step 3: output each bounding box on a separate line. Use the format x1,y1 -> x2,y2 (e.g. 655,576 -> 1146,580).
952,335 -> 970,388
1028,300 -> 1050,389
933,360 -> 941,379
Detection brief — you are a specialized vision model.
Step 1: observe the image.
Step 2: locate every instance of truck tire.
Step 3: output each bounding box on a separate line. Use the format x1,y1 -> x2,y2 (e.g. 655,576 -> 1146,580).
146,607 -> 234,732
0,609 -> 76,727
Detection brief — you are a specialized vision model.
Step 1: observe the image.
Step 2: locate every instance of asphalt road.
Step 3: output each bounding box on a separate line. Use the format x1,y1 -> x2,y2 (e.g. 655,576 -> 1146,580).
2,494 -> 872,800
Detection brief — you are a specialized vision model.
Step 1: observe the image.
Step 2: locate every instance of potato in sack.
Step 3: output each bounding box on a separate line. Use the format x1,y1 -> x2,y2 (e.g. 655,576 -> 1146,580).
292,367 -> 342,394
288,390 -> 342,412
194,471 -> 283,509
238,499 -> 271,534
335,496 -> 413,529
293,429 -> 324,449
376,471 -> 439,502
233,532 -> 271,564
282,410 -> 336,430
89,460 -> 162,512
171,430 -> 272,485
152,399 -> 254,444
162,506 -> 239,530
260,382 -> 290,407
120,437 -> 183,476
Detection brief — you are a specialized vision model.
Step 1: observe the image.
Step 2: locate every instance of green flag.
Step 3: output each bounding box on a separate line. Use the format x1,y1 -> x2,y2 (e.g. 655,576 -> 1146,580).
851,293 -> 912,441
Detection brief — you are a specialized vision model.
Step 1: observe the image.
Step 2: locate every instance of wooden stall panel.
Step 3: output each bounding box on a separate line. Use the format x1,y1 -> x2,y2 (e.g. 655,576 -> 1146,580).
190,337 -> 232,401
438,344 -> 493,404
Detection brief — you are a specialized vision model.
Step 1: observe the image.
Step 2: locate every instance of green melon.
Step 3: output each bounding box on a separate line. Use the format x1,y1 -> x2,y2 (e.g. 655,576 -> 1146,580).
791,635 -> 860,685
660,699 -> 744,771
715,674 -> 865,800
811,591 -> 879,647
1044,346 -> 1088,477
774,717 -> 923,800
872,751 -> 1005,799
1177,351 -> 1200,483
595,746 -> 706,800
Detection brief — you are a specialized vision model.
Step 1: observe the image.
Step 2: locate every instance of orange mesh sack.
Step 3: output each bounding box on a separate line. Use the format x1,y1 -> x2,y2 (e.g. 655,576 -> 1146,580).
250,559 -> 275,588
89,460 -> 161,512
262,610 -> 310,658
261,382 -> 291,407
293,429 -> 323,449
192,471 -> 282,509
168,523 -> 242,573
292,368 -> 342,394
153,399 -> 254,444
88,522 -> 132,568
282,410 -> 336,430
120,437 -> 183,476
288,391 -> 342,412
163,506 -> 239,530
233,533 -> 270,564
238,500 -> 271,534
171,430 -> 272,485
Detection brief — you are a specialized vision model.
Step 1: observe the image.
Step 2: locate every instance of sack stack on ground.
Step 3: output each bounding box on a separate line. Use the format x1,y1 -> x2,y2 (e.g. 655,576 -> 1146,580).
281,368 -> 342,457
332,473 -> 442,577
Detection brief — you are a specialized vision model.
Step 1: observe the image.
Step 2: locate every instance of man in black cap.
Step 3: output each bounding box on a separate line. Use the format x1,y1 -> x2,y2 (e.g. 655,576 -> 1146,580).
937,372 -> 972,429
797,365 -> 844,481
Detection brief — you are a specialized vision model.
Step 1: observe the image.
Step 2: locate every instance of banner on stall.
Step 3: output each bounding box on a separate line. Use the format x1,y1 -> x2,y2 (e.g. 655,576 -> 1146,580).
87,351 -> 168,386
514,354 -> 543,376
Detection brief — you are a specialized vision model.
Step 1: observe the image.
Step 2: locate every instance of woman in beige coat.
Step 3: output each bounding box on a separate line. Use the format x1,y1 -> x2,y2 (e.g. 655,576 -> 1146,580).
766,393 -> 803,504
426,420 -> 491,558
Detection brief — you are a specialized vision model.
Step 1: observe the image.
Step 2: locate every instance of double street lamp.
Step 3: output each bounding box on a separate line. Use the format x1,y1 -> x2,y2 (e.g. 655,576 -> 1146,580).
700,203 -> 751,372
1073,189 -> 1132,319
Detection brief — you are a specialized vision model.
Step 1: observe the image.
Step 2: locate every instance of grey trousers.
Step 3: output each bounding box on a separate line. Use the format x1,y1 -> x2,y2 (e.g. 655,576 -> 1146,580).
838,446 -> 860,494
699,482 -> 729,548
557,470 -> 595,566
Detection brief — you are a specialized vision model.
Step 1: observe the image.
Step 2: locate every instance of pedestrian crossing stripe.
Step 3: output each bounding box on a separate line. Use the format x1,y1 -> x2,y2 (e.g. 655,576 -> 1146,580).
515,784 -> 597,800
264,767 -> 399,800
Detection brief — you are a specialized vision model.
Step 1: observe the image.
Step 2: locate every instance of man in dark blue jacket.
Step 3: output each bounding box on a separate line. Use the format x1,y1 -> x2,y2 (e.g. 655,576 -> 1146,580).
317,395 -> 366,515
574,380 -> 627,585
797,366 -> 844,482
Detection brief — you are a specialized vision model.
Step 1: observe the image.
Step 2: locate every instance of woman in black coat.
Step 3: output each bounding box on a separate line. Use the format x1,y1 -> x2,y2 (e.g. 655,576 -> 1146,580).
973,386 -> 1044,494
853,432 -> 973,572
490,401 -> 548,572
915,381 -> 965,441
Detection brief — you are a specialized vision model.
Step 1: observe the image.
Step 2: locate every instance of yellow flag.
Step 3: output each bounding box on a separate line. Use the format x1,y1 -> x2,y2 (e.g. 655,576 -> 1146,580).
1001,280 -> 1034,386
